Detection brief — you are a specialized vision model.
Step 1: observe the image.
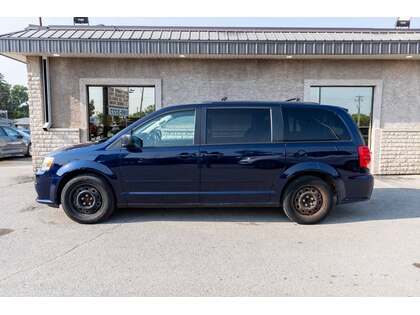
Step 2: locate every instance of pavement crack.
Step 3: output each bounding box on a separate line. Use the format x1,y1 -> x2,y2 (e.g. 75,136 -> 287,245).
0,224 -> 121,282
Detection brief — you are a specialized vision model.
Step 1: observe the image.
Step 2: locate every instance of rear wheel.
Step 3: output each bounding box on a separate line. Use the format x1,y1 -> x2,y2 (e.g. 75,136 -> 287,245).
282,176 -> 333,224
61,174 -> 115,224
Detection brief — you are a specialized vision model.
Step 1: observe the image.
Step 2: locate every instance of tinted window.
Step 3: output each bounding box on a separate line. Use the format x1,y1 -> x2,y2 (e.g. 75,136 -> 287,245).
206,108 -> 271,144
133,110 -> 195,147
283,107 -> 351,141
0,128 -> 5,136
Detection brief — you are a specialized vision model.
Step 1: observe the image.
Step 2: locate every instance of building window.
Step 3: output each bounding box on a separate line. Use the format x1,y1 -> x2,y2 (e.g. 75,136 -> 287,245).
206,108 -> 271,144
87,86 -> 155,141
309,86 -> 374,145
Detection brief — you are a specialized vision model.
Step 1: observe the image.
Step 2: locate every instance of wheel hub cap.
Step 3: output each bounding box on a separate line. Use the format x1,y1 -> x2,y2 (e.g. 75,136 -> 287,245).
294,186 -> 323,215
72,186 -> 102,214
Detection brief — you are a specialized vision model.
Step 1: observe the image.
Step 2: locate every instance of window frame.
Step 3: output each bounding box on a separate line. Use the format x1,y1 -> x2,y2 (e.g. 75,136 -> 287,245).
201,106 -> 274,146
281,106 -> 353,143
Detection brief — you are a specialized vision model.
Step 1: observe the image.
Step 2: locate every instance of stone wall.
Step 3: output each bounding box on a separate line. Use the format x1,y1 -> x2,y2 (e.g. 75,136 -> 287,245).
379,130 -> 420,174
26,57 -> 81,171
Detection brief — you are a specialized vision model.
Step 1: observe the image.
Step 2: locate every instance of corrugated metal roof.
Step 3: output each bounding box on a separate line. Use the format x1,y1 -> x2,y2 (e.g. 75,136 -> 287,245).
1,25 -> 420,57
3,25 -> 420,41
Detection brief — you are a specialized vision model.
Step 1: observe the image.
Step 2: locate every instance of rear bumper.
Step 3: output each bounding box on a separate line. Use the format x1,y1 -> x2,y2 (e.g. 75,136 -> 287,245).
338,174 -> 374,204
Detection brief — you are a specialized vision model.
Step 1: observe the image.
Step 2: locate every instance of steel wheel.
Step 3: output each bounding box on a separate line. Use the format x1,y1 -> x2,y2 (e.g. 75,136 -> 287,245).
70,184 -> 103,215
293,186 -> 323,215
282,176 -> 333,224
61,174 -> 115,224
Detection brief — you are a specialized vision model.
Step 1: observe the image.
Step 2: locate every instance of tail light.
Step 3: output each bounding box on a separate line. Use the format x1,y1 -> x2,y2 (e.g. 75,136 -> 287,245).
358,145 -> 371,169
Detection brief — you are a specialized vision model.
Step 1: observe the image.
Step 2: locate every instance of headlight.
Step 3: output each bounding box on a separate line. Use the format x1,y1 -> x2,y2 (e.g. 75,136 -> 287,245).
41,157 -> 54,171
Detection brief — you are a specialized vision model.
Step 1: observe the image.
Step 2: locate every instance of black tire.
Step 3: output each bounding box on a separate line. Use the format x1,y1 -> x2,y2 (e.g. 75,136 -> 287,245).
282,176 -> 333,224
25,143 -> 32,157
60,174 -> 115,224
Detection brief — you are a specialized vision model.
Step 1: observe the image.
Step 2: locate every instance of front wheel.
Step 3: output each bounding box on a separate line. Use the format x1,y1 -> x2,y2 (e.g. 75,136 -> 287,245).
61,174 -> 115,224
282,176 -> 333,224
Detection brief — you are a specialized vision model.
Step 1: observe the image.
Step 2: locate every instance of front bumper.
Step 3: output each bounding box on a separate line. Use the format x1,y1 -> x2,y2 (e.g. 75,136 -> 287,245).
34,170 -> 59,207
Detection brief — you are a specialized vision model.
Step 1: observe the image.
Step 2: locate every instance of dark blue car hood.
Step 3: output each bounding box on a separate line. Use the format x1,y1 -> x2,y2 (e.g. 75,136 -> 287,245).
49,141 -> 107,156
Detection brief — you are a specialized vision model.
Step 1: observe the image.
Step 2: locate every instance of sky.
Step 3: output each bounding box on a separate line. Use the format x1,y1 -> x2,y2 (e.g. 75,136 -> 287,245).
1,17 -> 420,86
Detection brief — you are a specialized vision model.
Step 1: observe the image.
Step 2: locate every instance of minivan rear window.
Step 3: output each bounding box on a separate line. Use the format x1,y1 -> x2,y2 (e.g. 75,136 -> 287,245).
283,107 -> 351,141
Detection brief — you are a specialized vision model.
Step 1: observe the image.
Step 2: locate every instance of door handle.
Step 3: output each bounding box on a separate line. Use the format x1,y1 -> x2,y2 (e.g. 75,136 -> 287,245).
177,153 -> 197,159
202,152 -> 224,159
293,150 -> 307,158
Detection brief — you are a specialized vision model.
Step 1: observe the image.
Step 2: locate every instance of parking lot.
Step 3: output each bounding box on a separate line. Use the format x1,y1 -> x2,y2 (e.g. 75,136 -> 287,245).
0,156 -> 419,296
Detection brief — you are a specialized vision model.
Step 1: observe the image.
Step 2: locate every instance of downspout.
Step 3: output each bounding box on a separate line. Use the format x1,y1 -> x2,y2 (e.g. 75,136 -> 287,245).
41,56 -> 52,131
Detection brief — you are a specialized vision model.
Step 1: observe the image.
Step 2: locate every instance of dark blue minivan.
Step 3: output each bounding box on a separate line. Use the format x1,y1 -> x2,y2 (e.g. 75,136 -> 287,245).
35,101 -> 374,224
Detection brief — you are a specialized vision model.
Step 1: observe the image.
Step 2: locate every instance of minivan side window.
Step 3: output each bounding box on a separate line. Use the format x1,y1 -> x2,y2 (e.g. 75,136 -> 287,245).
283,107 -> 351,141
132,110 -> 195,147
206,108 -> 271,144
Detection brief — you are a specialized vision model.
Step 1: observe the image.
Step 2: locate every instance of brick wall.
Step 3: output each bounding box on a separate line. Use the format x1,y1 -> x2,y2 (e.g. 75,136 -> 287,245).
379,130 -> 420,174
27,57 -> 81,171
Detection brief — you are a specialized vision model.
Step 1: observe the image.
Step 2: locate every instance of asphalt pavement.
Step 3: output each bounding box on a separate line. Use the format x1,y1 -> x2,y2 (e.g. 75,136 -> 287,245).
0,156 -> 419,296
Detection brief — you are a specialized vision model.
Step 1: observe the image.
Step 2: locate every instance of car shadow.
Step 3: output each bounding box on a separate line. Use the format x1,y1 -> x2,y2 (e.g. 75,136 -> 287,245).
105,188 -> 420,225
0,156 -> 32,162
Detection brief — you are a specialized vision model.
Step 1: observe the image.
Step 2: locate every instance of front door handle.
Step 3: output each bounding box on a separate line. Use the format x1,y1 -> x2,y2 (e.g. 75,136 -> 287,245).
202,152 -> 224,159
177,153 -> 197,160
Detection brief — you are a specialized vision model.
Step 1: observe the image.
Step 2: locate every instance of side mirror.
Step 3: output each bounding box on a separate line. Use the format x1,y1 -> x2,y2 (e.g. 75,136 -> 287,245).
121,133 -> 143,150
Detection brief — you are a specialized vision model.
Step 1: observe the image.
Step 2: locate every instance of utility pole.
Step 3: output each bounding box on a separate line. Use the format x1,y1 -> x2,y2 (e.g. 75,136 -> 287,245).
354,95 -> 364,127
39,17 -> 42,26
139,87 -> 145,115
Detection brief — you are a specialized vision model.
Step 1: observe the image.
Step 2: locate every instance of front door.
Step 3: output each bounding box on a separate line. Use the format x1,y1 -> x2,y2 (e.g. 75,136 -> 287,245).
119,109 -> 200,205
199,107 -> 286,204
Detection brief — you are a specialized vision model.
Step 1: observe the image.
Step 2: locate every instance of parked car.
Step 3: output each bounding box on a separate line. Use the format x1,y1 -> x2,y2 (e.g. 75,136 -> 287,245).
35,101 -> 373,224
0,126 -> 31,158
20,128 -> 31,135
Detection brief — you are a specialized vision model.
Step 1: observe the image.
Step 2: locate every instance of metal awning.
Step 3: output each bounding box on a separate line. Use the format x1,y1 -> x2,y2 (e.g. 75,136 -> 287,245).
1,25 -> 420,62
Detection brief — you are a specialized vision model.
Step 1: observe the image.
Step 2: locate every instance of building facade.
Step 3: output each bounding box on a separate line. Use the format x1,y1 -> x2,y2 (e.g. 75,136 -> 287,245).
1,25 -> 419,174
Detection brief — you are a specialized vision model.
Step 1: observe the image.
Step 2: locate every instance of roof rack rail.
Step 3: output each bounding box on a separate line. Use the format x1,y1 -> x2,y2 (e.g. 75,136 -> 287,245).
285,98 -> 301,102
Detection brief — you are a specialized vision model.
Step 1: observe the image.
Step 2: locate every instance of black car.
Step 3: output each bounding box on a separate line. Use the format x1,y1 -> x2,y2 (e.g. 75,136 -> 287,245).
35,101 -> 373,224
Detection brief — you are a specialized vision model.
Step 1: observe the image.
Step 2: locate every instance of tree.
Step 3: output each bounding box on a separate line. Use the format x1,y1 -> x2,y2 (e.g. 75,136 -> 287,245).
0,73 -> 10,117
351,113 -> 370,127
9,85 -> 29,119
88,99 -> 95,117
0,73 -> 29,119
127,104 -> 156,119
